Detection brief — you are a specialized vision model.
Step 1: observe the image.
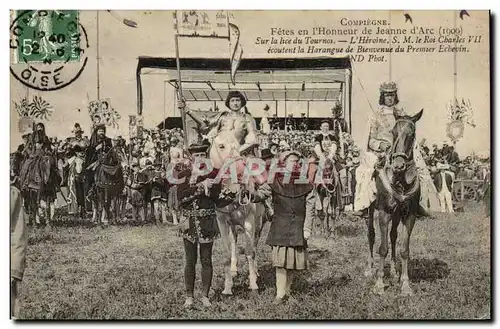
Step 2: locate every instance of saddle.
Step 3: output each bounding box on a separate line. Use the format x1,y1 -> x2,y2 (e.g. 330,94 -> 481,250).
20,155 -> 55,191
95,163 -> 124,189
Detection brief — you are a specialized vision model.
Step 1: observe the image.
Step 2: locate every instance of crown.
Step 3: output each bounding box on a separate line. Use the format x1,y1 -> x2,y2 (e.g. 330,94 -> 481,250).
380,81 -> 398,93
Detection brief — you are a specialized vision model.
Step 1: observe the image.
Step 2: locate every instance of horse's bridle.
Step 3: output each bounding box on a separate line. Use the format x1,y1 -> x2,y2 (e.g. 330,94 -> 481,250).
389,119 -> 416,163
377,118 -> 420,203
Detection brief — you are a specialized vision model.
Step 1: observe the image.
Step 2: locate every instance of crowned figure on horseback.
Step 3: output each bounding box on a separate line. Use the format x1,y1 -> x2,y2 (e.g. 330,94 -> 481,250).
353,82 -> 407,217
353,81 -> 431,218
353,81 -> 432,296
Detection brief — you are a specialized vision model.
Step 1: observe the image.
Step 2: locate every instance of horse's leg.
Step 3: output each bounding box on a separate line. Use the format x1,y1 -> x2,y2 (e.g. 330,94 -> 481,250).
438,173 -> 446,212
97,190 -> 104,225
230,227 -> 238,277
131,206 -> 138,224
153,200 -> 161,224
91,190 -> 98,224
141,199 -> 147,224
323,195 -> 330,236
365,205 -> 376,277
244,207 -> 259,291
45,198 -> 51,228
445,186 -> 454,213
217,214 -> 234,295
390,215 -> 400,280
99,191 -> 106,226
161,202 -> 168,224
49,200 -> 56,227
400,214 -> 416,296
253,204 -> 266,278
374,210 -> 389,294
438,190 -> 446,212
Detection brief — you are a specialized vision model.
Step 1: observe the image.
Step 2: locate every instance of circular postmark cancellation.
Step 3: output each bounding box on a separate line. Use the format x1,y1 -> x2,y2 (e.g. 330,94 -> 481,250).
10,10 -> 89,91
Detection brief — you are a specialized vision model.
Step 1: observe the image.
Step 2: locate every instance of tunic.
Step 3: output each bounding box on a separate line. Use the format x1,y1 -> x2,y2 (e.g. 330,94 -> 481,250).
177,172 -> 221,244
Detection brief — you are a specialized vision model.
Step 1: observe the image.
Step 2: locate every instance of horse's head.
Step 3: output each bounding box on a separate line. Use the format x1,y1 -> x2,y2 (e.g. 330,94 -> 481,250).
209,130 -> 242,169
102,147 -> 120,166
390,109 -> 423,173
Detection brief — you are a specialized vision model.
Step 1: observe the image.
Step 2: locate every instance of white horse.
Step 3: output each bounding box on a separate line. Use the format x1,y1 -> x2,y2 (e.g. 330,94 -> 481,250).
210,130 -> 267,295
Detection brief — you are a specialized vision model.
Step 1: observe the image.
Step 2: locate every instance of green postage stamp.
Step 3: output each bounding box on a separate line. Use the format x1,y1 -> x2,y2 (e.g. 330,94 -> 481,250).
12,10 -> 80,64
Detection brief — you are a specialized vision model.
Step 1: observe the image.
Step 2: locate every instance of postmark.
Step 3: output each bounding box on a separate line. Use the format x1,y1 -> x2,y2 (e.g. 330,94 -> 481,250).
10,10 -> 89,91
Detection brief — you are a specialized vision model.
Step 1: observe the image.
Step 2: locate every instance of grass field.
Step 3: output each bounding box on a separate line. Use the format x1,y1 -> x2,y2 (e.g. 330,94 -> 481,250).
18,203 -> 491,320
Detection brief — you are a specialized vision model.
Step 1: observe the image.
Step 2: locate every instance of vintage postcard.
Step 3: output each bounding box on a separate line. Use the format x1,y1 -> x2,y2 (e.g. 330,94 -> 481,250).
9,10 -> 491,320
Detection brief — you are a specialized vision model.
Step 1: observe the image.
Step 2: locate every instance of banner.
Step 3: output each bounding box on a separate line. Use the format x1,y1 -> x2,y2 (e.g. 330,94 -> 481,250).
229,23 -> 243,85
88,99 -> 120,129
173,10 -> 229,38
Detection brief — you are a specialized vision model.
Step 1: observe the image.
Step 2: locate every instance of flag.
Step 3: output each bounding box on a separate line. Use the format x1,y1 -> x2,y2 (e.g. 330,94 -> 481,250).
173,10 -> 229,38
229,23 -> 243,85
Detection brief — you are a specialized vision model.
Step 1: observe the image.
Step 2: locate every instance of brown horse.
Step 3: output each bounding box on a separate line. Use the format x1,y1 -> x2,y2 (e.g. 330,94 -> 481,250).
315,159 -> 342,237
18,150 -> 61,227
92,147 -> 124,226
366,109 -> 423,296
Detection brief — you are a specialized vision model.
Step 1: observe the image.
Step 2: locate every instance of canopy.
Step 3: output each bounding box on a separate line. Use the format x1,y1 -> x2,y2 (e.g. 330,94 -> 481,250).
136,56 -> 353,131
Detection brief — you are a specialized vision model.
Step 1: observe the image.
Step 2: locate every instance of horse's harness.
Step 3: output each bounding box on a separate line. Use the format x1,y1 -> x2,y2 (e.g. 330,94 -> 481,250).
377,118 -> 420,204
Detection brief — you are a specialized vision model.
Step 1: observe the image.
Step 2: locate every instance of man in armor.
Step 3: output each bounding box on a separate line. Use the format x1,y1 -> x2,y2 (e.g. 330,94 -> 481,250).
68,123 -> 89,150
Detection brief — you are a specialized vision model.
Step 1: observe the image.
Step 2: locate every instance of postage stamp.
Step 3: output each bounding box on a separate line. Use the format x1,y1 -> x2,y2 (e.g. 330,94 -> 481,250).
10,10 -> 89,91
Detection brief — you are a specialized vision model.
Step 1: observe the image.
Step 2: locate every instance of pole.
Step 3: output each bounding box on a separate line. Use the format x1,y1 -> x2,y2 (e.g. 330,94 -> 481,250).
453,11 -> 458,101
163,80 -> 167,129
96,10 -> 100,100
388,10 -> 392,82
175,33 -> 188,149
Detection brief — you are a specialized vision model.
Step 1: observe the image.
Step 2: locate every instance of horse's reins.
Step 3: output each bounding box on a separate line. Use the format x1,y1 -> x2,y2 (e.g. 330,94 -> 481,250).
389,119 -> 416,162
378,119 -> 420,203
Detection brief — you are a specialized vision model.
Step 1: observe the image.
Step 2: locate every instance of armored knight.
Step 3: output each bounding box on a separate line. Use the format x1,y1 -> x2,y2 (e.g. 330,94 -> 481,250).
68,123 -> 89,151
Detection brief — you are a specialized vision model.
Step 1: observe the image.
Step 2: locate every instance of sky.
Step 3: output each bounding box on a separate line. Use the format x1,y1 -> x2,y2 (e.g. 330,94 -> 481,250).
10,10 -> 490,157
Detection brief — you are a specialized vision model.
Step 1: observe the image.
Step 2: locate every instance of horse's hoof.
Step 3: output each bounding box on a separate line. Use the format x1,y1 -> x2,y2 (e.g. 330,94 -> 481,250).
221,290 -> 233,296
230,270 -> 238,278
401,283 -> 413,297
249,284 -> 259,291
373,282 -> 386,295
184,297 -> 194,308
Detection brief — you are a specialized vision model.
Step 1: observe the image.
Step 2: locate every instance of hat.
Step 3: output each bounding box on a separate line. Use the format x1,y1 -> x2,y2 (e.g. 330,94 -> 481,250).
94,124 -> 106,132
280,150 -> 303,162
380,81 -> 398,93
331,100 -> 342,111
72,123 -> 84,134
188,142 -> 210,154
260,148 -> 274,160
73,145 -> 83,153
225,91 -> 247,108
